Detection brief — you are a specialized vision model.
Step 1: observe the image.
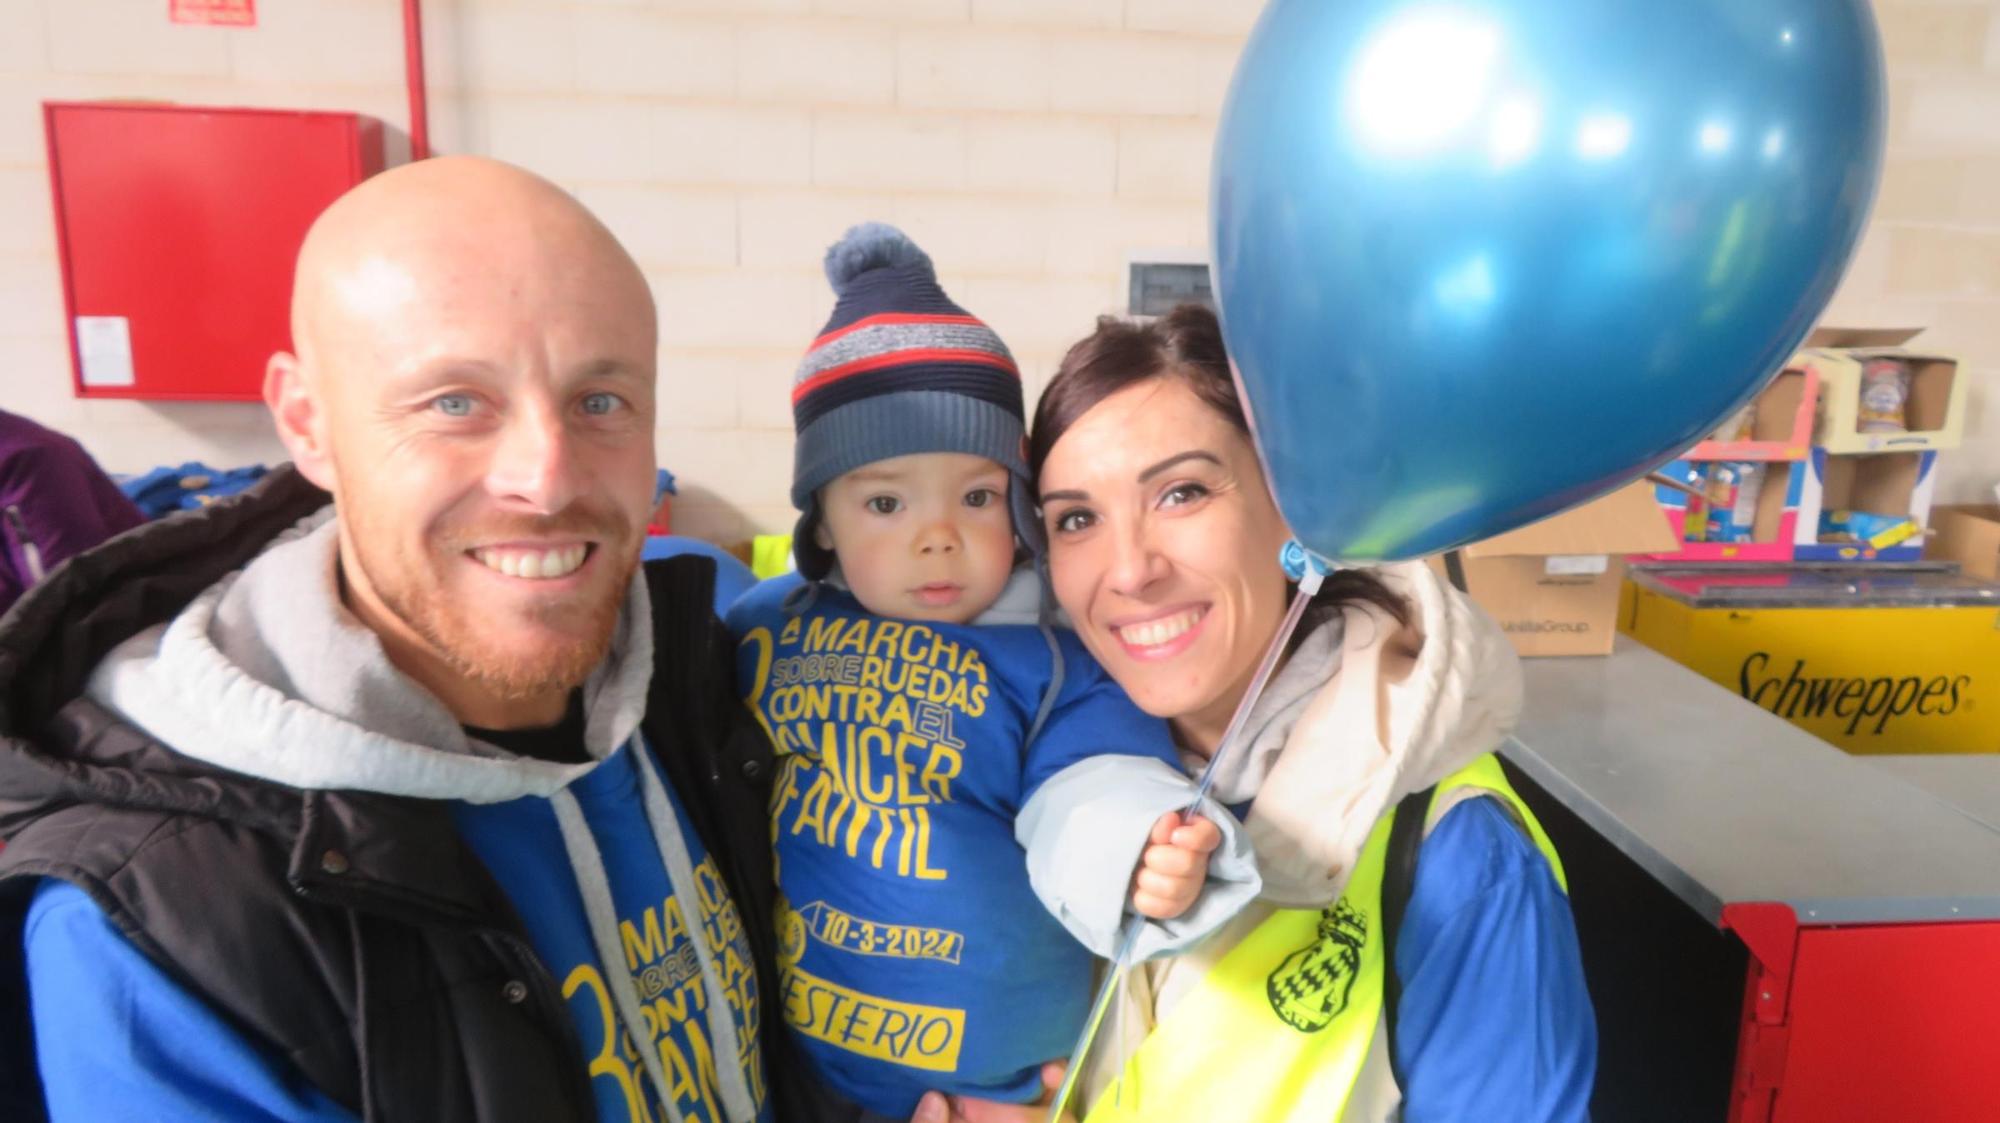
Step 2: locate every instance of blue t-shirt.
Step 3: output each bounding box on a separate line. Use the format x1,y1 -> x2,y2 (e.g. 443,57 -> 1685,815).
22,740 -> 771,1123
452,739 -> 772,1123
726,578 -> 1179,1118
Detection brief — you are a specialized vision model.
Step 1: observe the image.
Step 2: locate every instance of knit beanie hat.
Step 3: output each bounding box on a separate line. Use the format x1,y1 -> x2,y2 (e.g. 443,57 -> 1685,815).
789,223 -> 1041,582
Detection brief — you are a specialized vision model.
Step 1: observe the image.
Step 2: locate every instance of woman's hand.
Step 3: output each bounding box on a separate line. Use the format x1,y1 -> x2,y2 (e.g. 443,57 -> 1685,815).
1129,812 -> 1222,920
910,1063 -> 1075,1123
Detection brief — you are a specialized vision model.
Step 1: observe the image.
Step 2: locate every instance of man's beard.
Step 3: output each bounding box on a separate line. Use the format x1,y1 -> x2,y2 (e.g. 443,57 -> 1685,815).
352,507 -> 640,702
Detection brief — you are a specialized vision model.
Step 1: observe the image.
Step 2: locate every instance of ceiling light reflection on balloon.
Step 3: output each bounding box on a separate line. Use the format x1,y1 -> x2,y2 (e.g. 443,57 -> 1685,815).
1344,8 -> 1502,156
1487,97 -> 1542,167
1575,114 -> 1633,160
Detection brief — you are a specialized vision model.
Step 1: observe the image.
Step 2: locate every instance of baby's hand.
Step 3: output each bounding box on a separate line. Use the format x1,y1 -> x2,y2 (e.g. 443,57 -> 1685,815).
1129,812 -> 1223,920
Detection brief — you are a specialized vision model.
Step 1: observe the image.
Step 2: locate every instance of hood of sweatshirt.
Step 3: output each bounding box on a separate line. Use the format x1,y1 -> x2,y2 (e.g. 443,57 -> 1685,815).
85,507 -> 651,802
1202,559 -> 1524,906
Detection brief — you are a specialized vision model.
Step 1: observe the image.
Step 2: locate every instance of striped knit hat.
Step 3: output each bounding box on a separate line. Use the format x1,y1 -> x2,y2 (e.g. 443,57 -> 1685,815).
790,223 -> 1040,582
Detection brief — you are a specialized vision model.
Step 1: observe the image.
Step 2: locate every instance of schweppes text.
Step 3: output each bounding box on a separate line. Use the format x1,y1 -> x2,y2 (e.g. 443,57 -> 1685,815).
1739,652 -> 1970,736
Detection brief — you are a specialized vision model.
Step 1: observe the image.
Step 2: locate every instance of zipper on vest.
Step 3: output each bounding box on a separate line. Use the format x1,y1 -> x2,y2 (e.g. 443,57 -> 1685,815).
4,505 -> 47,583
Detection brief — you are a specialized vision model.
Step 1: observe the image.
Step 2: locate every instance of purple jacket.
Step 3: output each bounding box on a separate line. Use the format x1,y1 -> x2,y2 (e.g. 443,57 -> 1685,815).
0,410 -> 144,618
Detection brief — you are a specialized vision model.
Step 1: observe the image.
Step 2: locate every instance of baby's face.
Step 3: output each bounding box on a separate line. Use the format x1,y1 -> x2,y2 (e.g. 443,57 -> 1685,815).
816,452 -> 1017,625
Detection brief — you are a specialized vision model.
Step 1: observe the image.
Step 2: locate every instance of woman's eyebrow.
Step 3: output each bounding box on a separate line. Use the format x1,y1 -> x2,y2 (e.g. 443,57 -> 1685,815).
1039,449 -> 1223,505
1137,450 -> 1222,482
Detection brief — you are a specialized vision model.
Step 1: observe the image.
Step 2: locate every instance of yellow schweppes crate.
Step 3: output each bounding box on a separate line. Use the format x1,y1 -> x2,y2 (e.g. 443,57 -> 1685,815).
1621,567 -> 2000,755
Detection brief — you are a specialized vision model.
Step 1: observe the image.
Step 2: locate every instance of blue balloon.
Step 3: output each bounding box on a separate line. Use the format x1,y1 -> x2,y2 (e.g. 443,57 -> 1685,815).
1212,0 -> 1884,563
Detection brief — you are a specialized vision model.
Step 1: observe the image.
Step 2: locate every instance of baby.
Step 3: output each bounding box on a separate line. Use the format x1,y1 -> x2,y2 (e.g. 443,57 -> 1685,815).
727,225 -> 1258,1120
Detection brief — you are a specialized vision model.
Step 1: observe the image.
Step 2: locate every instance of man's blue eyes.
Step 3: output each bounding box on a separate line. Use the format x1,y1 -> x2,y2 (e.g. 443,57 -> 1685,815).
430,393 -> 624,417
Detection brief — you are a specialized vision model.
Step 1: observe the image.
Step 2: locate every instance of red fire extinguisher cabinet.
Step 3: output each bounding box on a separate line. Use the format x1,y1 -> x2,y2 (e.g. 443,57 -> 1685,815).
43,102 -> 384,401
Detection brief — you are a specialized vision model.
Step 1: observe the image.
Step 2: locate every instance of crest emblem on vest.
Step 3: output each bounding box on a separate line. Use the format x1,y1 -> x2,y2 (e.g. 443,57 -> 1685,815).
1267,900 -> 1368,1033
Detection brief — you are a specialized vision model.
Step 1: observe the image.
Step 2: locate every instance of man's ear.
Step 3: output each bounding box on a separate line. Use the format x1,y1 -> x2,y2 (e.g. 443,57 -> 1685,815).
264,351 -> 336,492
813,517 -> 834,550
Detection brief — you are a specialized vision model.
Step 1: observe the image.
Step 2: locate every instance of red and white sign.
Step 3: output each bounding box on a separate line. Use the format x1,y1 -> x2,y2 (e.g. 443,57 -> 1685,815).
170,0 -> 256,27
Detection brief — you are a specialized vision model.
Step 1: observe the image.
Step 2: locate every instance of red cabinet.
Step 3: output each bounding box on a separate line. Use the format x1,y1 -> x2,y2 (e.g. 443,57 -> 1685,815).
44,103 -> 384,401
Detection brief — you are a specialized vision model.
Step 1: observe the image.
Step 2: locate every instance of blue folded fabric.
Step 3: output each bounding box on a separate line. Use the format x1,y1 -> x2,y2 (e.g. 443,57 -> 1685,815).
120,462 -> 269,519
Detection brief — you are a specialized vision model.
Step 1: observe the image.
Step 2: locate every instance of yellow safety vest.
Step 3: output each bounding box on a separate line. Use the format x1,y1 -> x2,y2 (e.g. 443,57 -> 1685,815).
1083,753 -> 1565,1123
750,534 -> 795,581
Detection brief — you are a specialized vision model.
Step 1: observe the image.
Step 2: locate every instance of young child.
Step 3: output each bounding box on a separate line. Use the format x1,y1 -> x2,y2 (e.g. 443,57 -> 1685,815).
726,225 -> 1260,1121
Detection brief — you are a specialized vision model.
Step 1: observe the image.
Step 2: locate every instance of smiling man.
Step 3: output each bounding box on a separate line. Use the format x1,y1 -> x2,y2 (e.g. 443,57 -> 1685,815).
0,158 -> 809,1123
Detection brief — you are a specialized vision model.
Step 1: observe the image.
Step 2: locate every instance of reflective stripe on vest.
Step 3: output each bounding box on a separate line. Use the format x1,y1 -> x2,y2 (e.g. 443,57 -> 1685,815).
1082,753 -> 1564,1123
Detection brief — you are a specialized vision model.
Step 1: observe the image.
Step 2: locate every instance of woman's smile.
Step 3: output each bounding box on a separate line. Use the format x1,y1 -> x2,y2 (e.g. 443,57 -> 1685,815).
1109,604 -> 1210,658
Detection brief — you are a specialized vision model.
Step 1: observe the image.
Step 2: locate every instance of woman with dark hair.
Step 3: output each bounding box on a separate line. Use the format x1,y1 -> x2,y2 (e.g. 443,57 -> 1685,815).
1023,304 -> 1596,1123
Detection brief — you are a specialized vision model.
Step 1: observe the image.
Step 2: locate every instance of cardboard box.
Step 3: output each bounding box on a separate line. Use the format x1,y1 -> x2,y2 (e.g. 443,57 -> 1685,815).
1682,364 -> 1819,462
1796,327 -> 1969,454
1931,505 -> 2000,579
1636,458 -> 1804,563
1794,449 -> 1940,562
1439,482 -> 1679,657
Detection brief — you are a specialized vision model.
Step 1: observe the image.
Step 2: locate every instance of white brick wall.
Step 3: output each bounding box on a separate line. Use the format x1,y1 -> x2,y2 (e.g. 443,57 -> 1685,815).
4,0 -> 1997,548
0,168 -> 54,256
654,105 -> 814,186
812,110 -> 966,190
0,4 -> 49,74
1048,34 -> 1238,116
467,96 -> 642,181
0,256 -> 62,340
1116,120 -> 1212,202
965,117 -> 1117,196
815,0 -> 968,24
739,20 -> 897,106
971,0 -> 1123,32
897,28 -> 1051,112
426,5 -> 582,94
227,1 -> 408,88
46,0 -> 232,79
1124,0 -> 1265,38
1907,82 -> 2000,147
891,195 -> 1051,274
571,184 -> 738,270
650,270 -> 829,350
571,13 -> 734,99
737,187 -> 897,268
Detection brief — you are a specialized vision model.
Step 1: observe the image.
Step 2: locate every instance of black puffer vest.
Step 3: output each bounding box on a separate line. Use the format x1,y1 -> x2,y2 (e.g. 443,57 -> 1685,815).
0,468 -> 815,1122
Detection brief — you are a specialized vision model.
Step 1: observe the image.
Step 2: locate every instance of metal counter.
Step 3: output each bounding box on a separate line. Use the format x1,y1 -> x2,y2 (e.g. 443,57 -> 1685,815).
1502,636 -> 2000,925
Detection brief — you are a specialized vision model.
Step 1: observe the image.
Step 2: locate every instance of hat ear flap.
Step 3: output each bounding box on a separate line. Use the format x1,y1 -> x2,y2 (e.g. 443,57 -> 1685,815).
1009,471 -> 1045,558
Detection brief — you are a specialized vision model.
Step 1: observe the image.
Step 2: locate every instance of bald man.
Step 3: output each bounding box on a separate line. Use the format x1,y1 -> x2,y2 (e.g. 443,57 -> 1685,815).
0,158 -> 810,1123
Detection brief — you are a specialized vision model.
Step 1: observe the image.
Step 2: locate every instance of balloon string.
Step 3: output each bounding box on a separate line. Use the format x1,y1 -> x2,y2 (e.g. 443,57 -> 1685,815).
1046,562 -> 1327,1122
1183,563 -> 1325,809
